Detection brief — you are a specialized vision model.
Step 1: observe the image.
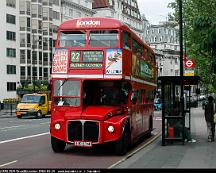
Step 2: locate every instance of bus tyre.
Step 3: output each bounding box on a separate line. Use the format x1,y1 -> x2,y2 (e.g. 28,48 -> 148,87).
115,129 -> 131,156
51,136 -> 66,153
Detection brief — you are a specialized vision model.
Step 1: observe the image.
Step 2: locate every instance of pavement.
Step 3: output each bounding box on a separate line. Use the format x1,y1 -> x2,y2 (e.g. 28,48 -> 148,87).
113,106 -> 216,169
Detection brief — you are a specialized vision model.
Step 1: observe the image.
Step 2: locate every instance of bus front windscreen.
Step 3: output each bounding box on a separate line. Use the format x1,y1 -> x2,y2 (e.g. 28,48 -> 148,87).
53,80 -> 81,106
89,30 -> 118,47
59,31 -> 86,47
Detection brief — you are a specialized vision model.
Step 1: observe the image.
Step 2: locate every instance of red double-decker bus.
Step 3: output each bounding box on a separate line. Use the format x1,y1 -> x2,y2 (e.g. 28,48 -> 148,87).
50,17 -> 157,155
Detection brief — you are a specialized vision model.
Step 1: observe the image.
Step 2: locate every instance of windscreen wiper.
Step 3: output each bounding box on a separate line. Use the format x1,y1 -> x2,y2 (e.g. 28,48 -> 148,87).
57,79 -> 68,93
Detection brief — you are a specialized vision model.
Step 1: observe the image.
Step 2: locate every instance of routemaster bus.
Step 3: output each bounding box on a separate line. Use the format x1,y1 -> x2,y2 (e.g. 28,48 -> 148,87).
50,17 -> 157,155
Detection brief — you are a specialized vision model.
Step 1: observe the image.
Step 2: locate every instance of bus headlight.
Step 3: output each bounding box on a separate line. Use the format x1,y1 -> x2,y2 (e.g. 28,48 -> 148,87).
54,123 -> 61,130
107,125 -> 115,133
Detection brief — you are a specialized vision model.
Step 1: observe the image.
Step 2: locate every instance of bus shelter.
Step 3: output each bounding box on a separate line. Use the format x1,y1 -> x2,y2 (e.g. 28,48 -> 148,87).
158,76 -> 200,146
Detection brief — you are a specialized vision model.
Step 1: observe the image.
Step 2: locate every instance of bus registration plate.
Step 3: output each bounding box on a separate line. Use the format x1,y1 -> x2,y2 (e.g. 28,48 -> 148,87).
74,141 -> 92,147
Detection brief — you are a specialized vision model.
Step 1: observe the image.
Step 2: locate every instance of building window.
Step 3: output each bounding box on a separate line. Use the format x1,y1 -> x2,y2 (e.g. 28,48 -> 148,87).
27,17 -> 31,28
20,50 -> 26,63
20,33 -> 25,47
7,82 -> 16,91
6,48 -> 16,57
6,14 -> 16,24
7,31 -> 16,41
20,66 -> 26,76
7,65 -> 16,74
44,68 -> 48,78
27,66 -> 31,76
53,0 -> 59,6
69,9 -> 73,16
39,67 -> 42,76
53,11 -> 60,20
6,0 -> 16,8
32,67 -> 37,77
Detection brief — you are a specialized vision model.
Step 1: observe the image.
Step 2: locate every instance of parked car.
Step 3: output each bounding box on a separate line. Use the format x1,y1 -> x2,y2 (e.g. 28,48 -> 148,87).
199,95 -> 206,101
154,98 -> 162,111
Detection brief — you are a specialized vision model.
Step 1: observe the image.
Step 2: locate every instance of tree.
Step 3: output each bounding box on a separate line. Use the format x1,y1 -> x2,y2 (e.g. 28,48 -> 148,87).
168,0 -> 216,93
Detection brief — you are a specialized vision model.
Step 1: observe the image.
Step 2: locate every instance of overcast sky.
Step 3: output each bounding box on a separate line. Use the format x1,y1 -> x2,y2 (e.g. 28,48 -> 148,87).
137,0 -> 175,25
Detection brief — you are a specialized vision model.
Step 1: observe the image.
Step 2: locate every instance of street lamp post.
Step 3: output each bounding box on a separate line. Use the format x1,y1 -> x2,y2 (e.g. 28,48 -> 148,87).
178,0 -> 184,113
179,0 -> 184,77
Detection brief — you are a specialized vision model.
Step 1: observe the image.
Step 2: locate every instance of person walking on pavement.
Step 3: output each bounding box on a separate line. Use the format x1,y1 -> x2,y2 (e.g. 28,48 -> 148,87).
204,96 -> 215,142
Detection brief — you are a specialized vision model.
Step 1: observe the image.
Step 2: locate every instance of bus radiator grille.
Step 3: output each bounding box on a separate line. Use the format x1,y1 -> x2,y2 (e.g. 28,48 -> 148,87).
67,120 -> 99,143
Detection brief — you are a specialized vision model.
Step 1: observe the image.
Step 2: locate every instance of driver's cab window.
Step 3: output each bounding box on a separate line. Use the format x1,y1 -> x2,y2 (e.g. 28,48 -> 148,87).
40,96 -> 45,104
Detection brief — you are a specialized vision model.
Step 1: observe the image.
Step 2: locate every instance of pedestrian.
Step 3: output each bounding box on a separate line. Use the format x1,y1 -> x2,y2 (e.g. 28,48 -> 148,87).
204,96 -> 215,142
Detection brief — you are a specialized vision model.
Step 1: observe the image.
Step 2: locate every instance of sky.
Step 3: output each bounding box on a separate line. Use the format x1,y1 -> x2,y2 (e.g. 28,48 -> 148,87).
137,0 -> 175,25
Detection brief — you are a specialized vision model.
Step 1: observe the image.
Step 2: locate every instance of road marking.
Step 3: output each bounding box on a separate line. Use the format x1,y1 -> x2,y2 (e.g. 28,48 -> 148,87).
0,132 -> 49,145
0,160 -> 17,168
108,131 -> 162,168
0,125 -> 26,130
0,122 -> 49,131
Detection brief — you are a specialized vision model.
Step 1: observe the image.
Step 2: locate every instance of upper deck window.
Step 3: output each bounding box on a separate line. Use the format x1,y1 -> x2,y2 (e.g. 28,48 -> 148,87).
132,39 -> 142,56
89,30 -> 118,47
122,31 -> 131,50
150,52 -> 155,65
59,31 -> 86,47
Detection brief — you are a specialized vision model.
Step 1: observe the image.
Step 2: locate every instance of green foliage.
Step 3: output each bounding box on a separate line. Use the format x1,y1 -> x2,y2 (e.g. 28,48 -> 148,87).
17,80 -> 50,92
3,98 -> 20,103
168,0 -> 216,93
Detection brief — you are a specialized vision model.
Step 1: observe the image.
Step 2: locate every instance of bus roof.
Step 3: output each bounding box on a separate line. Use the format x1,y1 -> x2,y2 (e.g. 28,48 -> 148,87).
58,17 -> 153,52
59,17 -> 129,30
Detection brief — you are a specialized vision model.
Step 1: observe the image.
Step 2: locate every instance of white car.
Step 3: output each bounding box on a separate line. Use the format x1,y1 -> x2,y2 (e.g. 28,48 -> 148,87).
199,95 -> 206,100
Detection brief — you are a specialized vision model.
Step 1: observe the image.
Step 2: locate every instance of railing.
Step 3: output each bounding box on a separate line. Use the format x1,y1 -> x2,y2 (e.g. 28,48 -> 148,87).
0,102 -> 17,117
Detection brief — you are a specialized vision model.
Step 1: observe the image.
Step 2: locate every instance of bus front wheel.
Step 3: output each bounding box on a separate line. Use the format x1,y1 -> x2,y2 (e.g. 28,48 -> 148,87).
51,136 -> 66,153
115,129 -> 131,156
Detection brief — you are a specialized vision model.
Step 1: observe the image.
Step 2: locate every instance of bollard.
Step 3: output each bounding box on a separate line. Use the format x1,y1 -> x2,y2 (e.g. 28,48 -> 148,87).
10,103 -> 12,116
168,127 -> 174,138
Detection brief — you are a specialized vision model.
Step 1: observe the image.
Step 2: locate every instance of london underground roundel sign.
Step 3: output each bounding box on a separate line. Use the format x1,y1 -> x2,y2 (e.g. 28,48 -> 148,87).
184,59 -> 195,68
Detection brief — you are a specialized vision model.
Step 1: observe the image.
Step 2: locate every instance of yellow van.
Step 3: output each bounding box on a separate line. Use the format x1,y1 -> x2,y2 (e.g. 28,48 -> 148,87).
16,93 -> 51,118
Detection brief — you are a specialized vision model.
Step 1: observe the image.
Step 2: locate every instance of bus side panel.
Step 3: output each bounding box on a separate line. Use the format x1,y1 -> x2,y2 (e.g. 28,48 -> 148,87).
122,49 -> 132,76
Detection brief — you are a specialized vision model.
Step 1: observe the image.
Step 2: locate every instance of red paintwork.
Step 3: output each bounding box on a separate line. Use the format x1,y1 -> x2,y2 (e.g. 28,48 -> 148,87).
81,106 -> 124,120
50,17 -> 157,148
